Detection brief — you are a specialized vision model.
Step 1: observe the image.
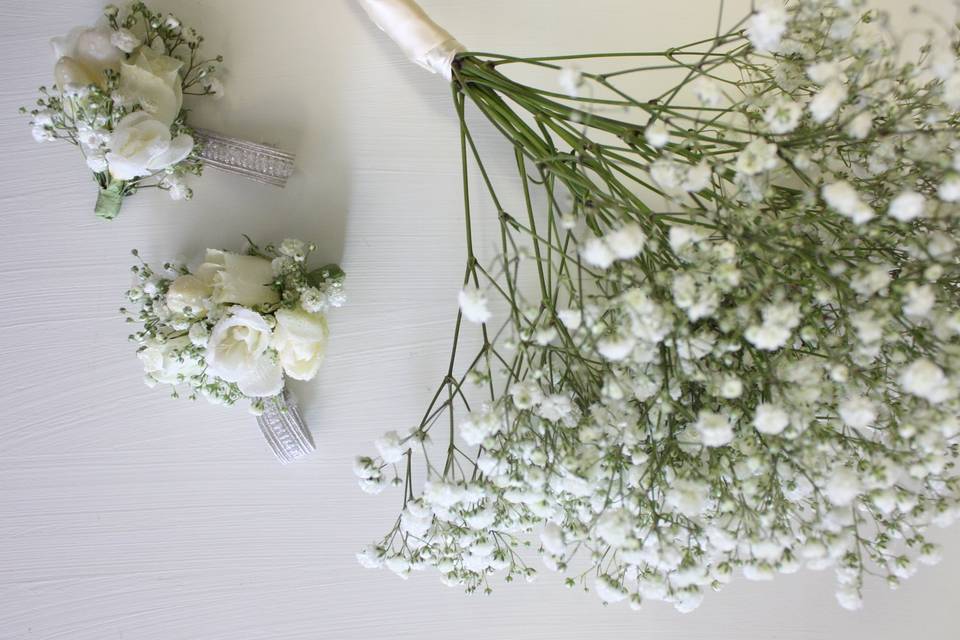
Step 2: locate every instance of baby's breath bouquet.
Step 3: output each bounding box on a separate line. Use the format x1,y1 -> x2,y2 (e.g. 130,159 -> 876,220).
23,2 -> 224,219
357,0 -> 960,613
123,239 -> 345,417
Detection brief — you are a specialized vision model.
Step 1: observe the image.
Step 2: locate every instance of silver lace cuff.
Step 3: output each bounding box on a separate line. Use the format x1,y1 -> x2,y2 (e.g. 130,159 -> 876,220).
257,391 -> 316,464
195,129 -> 296,188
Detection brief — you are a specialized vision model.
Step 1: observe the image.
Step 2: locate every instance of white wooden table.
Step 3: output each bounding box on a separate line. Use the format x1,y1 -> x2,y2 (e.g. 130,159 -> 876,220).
1,1 -> 957,638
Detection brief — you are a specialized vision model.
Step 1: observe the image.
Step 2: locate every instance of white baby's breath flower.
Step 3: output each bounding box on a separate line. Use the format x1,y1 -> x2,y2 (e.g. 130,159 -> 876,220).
161,174 -> 190,201
825,467 -> 861,506
557,309 -> 582,330
581,237 -> 615,269
31,110 -> 54,127
32,126 -> 55,142
836,587 -> 864,611
806,61 -> 843,85
605,224 -> 646,260
809,81 -> 848,123
900,359 -> 952,404
754,403 -> 789,435
597,334 -> 636,361
665,479 -> 710,517
300,287 -> 326,313
595,509 -> 632,547
937,175 -> 960,202
903,283 -> 935,320
763,99 -> 803,134
356,546 -> 384,569
375,430 -> 406,464
645,120 -> 669,148
888,191 -> 925,222
651,159 -> 683,193
845,112 -> 872,139
279,238 -> 307,260
540,522 -> 566,555
719,377 -> 743,400
458,287 -> 491,324
747,1 -> 788,52
743,563 -> 776,581
510,381 -> 543,410
838,395 -> 877,430
188,322 -> 209,347
594,575 -> 629,603
735,139 -> 779,176
683,162 -> 712,192
822,181 -> 874,224
204,77 -> 225,100
459,409 -> 502,446
695,410 -> 734,447
691,77 -> 723,107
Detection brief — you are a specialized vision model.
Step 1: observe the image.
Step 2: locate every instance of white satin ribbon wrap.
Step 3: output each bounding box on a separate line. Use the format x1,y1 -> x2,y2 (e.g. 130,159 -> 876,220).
358,0 -> 465,80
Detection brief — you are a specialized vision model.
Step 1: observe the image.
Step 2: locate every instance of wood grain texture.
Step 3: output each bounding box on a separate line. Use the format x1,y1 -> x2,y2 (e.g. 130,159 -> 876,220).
0,1 -> 957,638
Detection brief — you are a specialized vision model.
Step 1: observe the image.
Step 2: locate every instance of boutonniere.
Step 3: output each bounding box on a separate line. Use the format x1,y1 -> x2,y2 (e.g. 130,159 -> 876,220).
23,2 -> 294,219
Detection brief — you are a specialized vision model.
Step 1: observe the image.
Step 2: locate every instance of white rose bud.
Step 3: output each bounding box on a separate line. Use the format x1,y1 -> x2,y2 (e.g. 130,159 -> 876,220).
51,26 -> 124,88
271,309 -> 330,381
206,252 -> 280,307
165,274 -> 212,315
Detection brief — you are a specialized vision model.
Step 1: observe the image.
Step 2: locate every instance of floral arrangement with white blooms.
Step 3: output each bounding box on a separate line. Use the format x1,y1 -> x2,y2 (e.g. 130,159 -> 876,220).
123,238 -> 345,417
22,2 -> 223,219
357,0 -> 960,613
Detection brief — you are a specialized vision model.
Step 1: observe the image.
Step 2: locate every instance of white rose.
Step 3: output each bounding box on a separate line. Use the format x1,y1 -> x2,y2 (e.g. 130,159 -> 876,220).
271,309 -> 329,381
139,336 -> 203,386
119,46 -> 184,125
52,26 -> 124,88
165,274 -> 211,316
196,250 -> 280,307
205,308 -> 283,398
105,112 -> 194,180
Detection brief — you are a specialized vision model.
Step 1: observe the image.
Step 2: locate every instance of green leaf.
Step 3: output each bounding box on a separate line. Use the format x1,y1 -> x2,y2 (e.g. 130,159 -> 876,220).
307,264 -> 345,287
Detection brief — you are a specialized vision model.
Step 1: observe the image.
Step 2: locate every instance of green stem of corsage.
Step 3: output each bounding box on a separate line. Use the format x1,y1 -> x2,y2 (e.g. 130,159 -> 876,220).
95,179 -> 126,220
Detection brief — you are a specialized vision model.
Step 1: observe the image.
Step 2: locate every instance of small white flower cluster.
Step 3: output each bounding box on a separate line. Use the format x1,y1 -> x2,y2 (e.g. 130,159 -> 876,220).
122,239 -> 344,411
22,2 -> 224,218
360,0 -> 960,614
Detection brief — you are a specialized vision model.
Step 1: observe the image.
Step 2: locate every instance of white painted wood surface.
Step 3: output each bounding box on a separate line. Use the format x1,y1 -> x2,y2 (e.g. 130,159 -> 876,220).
0,1 -> 957,638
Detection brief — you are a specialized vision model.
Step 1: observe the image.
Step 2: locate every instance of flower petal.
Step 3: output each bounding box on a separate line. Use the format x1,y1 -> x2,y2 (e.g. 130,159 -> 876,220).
237,355 -> 285,398
147,134 -> 194,172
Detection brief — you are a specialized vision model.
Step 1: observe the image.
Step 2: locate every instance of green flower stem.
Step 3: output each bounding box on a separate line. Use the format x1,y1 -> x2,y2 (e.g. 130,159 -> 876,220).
94,180 -> 126,220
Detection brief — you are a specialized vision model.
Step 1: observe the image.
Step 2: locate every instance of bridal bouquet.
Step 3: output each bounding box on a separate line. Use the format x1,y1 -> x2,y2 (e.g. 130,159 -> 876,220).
123,239 -> 345,415
358,0 -> 960,612
22,2 -> 223,219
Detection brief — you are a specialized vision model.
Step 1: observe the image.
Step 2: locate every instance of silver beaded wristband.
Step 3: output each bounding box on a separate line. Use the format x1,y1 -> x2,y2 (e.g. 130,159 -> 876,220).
256,390 -> 316,464
194,129 -> 296,188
